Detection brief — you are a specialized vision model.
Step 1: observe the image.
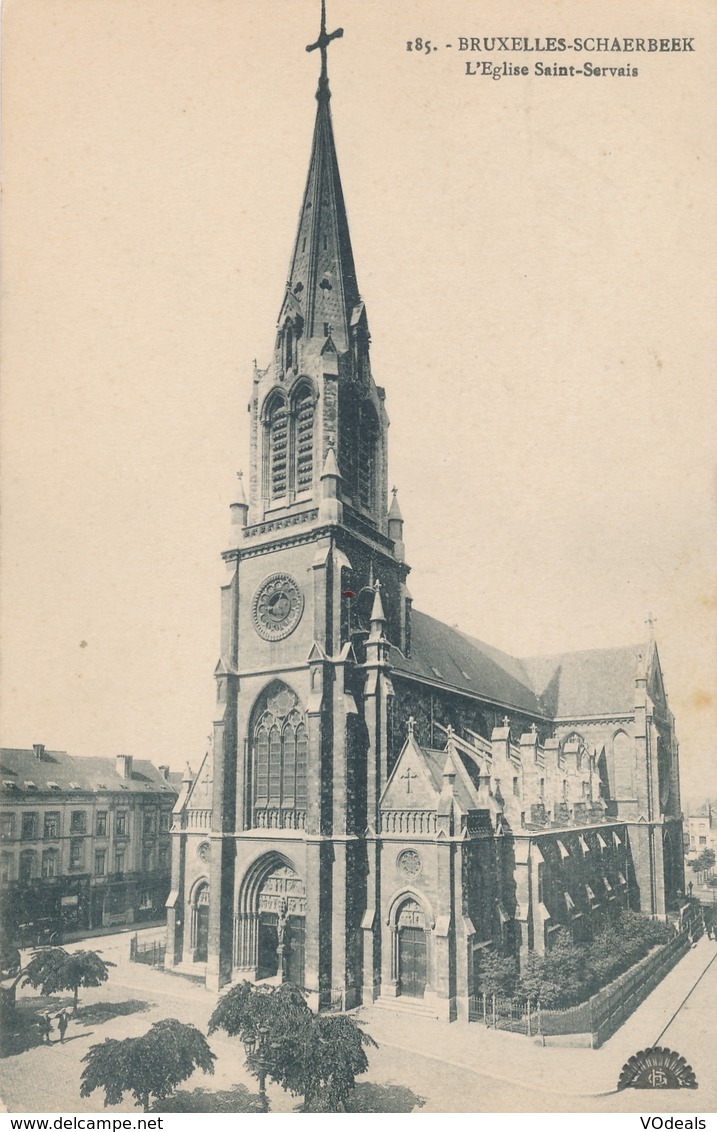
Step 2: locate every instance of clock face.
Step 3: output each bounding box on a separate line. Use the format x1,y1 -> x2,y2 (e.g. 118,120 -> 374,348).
252,573 -> 304,641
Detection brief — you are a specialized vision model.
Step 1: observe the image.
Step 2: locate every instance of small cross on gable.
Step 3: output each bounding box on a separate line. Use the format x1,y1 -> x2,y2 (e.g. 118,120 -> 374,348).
401,767 -> 418,795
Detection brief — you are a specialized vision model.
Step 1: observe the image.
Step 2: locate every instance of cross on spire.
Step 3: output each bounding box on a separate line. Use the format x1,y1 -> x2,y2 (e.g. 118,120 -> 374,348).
306,0 -> 344,99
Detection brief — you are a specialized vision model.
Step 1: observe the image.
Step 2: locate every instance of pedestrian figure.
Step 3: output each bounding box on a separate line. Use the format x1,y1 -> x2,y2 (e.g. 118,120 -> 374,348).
57,1010 -> 69,1043
39,1011 -> 52,1045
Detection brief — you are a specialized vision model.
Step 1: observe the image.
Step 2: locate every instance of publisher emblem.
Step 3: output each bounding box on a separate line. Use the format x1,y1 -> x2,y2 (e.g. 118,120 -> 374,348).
618,1046 -> 697,1090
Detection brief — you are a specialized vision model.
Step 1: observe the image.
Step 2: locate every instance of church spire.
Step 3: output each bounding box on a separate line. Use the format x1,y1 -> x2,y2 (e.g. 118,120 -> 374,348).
280,2 -> 359,353
305,0 -> 344,101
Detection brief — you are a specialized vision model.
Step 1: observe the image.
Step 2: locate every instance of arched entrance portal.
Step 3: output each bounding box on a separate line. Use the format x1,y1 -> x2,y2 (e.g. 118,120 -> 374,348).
396,899 -> 427,999
191,881 -> 210,963
236,856 -> 306,987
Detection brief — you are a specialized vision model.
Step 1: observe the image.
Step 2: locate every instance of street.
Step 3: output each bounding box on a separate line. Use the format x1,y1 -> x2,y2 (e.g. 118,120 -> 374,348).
1,929 -> 715,1114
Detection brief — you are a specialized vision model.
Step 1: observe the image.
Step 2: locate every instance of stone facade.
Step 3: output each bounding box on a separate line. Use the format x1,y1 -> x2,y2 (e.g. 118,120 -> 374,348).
166,24 -> 684,1020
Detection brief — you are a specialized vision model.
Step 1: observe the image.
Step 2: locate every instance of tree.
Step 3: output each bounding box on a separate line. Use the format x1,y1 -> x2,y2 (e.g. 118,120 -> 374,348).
518,929 -> 587,1007
474,950 -> 518,998
209,981 -> 311,1109
691,848 -> 716,874
80,1018 -> 216,1112
21,948 -> 114,1009
208,981 -> 377,1112
298,1014 -> 377,1112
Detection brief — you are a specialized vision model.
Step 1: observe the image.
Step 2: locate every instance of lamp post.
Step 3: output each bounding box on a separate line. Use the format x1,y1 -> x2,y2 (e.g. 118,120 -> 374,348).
244,1024 -> 270,1112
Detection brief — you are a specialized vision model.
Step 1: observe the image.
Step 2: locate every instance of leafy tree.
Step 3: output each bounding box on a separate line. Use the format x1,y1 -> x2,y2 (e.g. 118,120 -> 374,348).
21,948 -> 114,1009
80,1018 -> 215,1112
474,950 -> 518,997
516,910 -> 672,1009
209,981 -> 311,1108
691,848 -> 716,874
299,1013 -> 377,1112
518,928 -> 586,1007
208,980 -> 377,1112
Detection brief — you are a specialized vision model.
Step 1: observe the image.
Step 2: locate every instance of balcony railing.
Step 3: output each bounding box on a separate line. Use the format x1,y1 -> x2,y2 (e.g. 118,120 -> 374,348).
380,810 -> 437,835
252,808 -> 306,831
181,809 -> 211,830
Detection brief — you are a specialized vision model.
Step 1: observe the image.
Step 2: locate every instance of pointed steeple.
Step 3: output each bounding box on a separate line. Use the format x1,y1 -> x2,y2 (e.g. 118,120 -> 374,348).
369,579 -> 386,630
387,486 -> 405,562
229,470 -> 248,542
280,4 -> 359,353
319,445 -> 343,523
388,487 -> 403,524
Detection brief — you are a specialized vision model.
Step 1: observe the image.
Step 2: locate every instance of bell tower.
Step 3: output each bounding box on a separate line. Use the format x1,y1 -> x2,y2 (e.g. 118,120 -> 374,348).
192,2 -> 411,1003
247,1 -> 388,536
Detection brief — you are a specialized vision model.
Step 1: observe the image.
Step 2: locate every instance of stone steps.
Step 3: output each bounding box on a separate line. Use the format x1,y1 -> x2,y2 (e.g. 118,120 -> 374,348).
371,995 -> 437,1018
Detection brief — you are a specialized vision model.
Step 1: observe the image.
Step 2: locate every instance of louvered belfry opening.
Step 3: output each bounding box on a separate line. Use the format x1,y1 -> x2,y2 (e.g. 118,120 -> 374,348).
293,384 -> 314,495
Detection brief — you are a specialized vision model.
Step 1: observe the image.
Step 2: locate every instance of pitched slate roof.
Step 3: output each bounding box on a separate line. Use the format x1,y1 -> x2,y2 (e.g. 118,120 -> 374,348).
390,609 -> 644,722
422,747 -> 478,813
522,645 -> 642,718
390,610 -> 544,716
381,733 -> 479,814
0,748 -> 177,796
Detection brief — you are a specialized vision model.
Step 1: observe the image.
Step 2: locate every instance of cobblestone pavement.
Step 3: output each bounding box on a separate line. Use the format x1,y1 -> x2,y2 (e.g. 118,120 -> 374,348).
1,929 -> 714,1114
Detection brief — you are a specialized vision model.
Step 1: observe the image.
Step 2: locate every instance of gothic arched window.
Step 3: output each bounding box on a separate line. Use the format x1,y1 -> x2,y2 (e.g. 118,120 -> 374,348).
250,683 -> 308,830
264,392 -> 289,503
357,402 -> 378,511
292,383 -> 314,495
339,390 -> 378,514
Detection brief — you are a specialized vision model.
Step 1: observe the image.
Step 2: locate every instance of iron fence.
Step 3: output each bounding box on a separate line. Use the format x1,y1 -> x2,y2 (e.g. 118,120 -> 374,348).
468,930 -> 690,1045
129,933 -> 166,967
468,992 -> 540,1036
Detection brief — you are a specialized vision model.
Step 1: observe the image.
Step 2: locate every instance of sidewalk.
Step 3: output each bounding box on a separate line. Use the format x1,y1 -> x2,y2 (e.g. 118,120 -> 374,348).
8,928 -> 714,1111
61,917 -> 166,946
354,935 -> 717,1102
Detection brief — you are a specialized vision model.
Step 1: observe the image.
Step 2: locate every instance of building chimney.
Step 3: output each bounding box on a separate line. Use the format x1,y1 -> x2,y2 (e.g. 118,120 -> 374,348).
33,744 -> 45,761
159,764 -> 170,780
116,754 -> 133,780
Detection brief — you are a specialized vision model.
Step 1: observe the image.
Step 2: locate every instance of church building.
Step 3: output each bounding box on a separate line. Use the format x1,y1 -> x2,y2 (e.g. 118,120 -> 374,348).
166,7 -> 684,1021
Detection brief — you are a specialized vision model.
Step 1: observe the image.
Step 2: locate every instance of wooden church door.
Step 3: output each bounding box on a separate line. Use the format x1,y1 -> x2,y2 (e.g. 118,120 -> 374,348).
195,900 -> 209,963
285,916 -> 305,988
398,928 -> 427,997
397,900 -> 427,998
257,912 -> 280,979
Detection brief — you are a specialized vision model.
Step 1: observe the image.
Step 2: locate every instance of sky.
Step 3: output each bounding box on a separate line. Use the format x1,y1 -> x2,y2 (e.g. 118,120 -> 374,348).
2,0 -> 716,804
